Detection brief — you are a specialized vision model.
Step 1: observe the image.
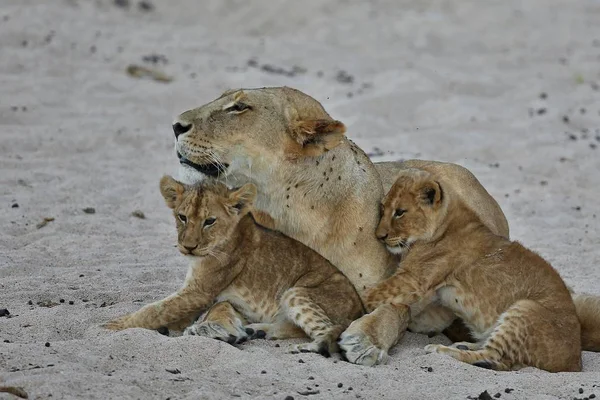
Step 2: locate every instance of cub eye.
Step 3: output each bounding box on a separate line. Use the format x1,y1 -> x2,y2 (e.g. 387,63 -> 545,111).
204,217 -> 216,227
393,209 -> 405,218
224,102 -> 251,114
178,214 -> 187,223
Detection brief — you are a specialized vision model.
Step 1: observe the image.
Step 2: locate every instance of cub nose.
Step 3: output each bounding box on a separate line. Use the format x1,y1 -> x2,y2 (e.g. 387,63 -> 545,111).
183,245 -> 197,252
376,232 -> 388,241
173,122 -> 192,138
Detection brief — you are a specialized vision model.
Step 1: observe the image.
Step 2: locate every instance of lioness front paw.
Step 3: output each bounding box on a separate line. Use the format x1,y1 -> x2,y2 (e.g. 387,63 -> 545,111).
338,317 -> 388,366
184,321 -> 248,344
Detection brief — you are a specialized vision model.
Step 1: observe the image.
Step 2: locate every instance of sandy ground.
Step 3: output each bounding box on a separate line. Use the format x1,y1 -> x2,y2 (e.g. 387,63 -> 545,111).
1,0 -> 600,399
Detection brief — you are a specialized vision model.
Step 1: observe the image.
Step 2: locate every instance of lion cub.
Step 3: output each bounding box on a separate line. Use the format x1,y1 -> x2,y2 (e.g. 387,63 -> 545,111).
104,176 -> 363,356
364,169 -> 582,372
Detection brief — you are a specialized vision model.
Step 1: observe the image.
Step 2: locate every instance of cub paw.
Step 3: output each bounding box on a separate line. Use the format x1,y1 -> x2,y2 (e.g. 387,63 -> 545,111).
293,339 -> 338,358
184,321 -> 248,344
102,315 -> 131,331
424,344 -> 443,354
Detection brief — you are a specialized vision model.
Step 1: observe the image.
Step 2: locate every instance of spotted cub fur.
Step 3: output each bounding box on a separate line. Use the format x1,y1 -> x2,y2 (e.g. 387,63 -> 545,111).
104,176 -> 363,356
364,169 -> 582,372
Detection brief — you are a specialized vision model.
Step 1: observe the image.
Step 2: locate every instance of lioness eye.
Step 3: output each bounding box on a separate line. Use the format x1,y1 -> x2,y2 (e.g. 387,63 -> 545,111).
224,102 -> 251,114
204,217 -> 216,227
178,214 -> 187,223
394,209 -> 405,218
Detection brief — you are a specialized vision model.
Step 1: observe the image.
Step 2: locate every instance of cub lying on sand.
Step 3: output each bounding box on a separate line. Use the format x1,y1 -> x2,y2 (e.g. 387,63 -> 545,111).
364,169 -> 582,372
104,176 -> 364,356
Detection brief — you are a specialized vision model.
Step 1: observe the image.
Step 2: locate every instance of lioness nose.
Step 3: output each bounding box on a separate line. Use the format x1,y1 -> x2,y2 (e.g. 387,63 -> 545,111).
184,245 -> 197,252
173,122 -> 192,138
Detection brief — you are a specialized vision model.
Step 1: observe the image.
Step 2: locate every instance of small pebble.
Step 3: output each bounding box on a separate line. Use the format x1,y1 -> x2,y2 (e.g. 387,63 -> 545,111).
3,340 -> 10,343
539,92 -> 548,99
589,394 -> 596,399
494,394 -> 501,399
131,210 -> 145,219
284,396 -> 294,400
505,389 -> 514,394
27,300 -> 33,305
338,383 -> 343,388
59,299 -> 65,303
580,388 -> 584,394
261,370 -> 267,374
45,342 -> 50,347
298,359 -> 305,364
0,309 -> 10,317
82,207 -> 96,214
68,300 -> 74,305
138,0 -> 154,11
11,203 -> 19,208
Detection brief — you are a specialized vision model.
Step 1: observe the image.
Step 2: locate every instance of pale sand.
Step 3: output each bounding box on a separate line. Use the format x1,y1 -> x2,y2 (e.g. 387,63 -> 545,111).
1,0 -> 600,399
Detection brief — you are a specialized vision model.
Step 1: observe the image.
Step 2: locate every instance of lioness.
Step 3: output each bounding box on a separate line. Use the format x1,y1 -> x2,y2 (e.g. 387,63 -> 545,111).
364,169 -> 581,372
172,87 -> 600,365
104,176 -> 363,356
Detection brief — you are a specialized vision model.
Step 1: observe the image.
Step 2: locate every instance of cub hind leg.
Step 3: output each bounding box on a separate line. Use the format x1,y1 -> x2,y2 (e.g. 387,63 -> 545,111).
280,286 -> 357,357
425,300 -> 582,372
184,301 -> 250,344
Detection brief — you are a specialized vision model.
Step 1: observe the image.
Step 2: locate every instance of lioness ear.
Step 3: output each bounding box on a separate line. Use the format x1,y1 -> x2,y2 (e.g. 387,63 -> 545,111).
419,180 -> 443,208
159,175 -> 185,209
290,119 -> 346,157
228,183 -> 257,213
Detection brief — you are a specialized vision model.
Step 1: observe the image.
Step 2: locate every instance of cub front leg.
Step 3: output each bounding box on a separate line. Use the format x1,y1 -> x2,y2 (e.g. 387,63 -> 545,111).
338,303 -> 410,366
103,289 -> 211,331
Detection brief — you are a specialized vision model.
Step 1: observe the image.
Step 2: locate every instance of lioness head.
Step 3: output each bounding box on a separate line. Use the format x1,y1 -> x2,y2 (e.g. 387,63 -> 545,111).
159,175 -> 256,257
173,87 -> 346,183
376,169 -> 446,254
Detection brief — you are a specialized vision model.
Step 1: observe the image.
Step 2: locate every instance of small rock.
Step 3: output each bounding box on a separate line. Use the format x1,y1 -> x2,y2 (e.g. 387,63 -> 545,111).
580,388 -> 584,394
539,92 -> 548,99
59,299 -> 65,303
82,207 -> 96,214
138,1 -> 154,11
338,383 -> 343,388
27,300 -> 33,305
11,203 -> 18,208
298,359 -> 305,364
284,396 -> 295,400
0,309 -> 10,317
494,394 -> 501,399
157,327 -> 169,336
478,391 -> 493,400
131,210 -> 145,219
537,108 -> 547,115
45,342 -> 50,347
68,300 -> 74,305
297,389 -> 319,396
505,388 -> 514,394
261,370 -> 267,374
3,340 -> 10,343
589,394 -> 596,399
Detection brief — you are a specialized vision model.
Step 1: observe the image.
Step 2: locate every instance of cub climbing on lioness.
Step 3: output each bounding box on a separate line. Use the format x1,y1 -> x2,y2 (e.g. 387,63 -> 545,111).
104,176 -> 364,356
364,169 -> 582,372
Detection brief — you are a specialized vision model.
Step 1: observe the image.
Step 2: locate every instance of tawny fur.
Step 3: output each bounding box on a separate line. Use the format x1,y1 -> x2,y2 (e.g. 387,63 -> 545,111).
365,169 -> 582,372
104,177 -> 363,356
171,86 -> 599,364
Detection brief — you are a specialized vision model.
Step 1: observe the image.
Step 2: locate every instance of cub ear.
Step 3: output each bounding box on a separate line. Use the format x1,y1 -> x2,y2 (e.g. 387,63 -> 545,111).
289,119 -> 346,158
159,175 -> 185,209
228,183 -> 257,214
419,180 -> 444,208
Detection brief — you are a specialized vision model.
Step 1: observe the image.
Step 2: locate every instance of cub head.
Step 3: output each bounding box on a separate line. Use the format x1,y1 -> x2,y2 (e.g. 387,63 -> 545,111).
173,87 -> 346,183
159,175 -> 257,257
376,169 -> 446,254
